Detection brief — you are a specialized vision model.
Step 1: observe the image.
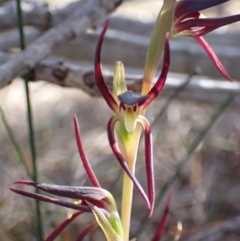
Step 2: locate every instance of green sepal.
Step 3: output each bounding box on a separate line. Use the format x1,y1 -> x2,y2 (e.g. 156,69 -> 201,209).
123,107 -> 139,133
87,202 -> 124,241
143,0 -> 176,93
109,211 -> 124,238
113,61 -> 127,103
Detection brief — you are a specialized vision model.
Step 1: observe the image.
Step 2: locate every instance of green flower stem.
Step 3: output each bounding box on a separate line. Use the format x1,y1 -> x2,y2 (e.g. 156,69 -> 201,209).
136,94 -> 235,238
117,123 -> 142,241
15,0 -> 43,240
121,168 -> 135,241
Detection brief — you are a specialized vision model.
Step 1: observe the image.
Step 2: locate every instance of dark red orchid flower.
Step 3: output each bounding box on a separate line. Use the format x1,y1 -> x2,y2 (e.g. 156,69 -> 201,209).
10,116 -> 124,241
95,20 -> 170,216
172,0 -> 240,80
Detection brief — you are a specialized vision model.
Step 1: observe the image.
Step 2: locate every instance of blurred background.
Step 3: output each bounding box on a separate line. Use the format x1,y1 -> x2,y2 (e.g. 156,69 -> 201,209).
0,0 -> 240,240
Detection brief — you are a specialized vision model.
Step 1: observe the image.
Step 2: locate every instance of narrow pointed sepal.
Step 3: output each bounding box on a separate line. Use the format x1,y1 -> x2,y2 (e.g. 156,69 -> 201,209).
12,180 -> 113,215
142,0 -> 175,94
176,15 -> 240,37
141,33 -> 170,110
107,116 -> 151,212
75,222 -> 98,241
10,188 -> 92,212
95,20 -> 118,113
195,36 -> 231,81
175,0 -> 229,18
137,115 -> 155,216
113,61 -> 127,104
45,211 -> 83,241
74,114 -> 101,188
13,180 -> 109,205
151,192 -> 173,241
87,202 -> 124,241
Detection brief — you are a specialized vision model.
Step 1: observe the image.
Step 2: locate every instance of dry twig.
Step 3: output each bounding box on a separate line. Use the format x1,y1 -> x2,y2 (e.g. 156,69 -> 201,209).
0,51 -> 239,104
0,0 -> 122,88
0,0 -> 91,29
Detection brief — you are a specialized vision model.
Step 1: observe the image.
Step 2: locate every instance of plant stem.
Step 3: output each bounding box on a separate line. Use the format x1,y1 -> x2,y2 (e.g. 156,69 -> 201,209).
121,165 -> 135,241
15,0 -> 43,240
118,123 -> 141,241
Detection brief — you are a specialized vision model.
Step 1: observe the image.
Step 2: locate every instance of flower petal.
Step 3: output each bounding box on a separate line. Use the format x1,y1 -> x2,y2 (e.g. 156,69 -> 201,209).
107,116 -> 151,212
46,211 -> 83,241
87,202 -> 123,241
177,15 -> 240,36
10,188 -> 91,212
13,180 -> 110,208
95,20 -> 118,113
151,192 -> 173,241
75,222 -> 98,241
142,0 -> 175,94
113,61 -> 127,103
141,33 -> 170,110
195,36 -> 231,81
175,0 -> 229,18
74,115 -> 101,188
137,115 -> 155,217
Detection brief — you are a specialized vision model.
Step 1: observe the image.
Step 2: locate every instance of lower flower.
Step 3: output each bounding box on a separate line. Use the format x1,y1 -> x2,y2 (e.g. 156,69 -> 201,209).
10,116 -> 124,241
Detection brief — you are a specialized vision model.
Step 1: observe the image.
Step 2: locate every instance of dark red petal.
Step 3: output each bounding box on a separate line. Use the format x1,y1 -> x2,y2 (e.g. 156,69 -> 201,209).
175,11 -> 200,25
141,33 -> 170,110
139,116 -> 155,216
177,15 -> 240,36
95,20 -> 118,112
13,181 -> 108,207
175,0 -> 229,18
74,115 -> 101,188
10,188 -> 91,212
195,36 -> 231,81
151,193 -> 173,241
45,211 -> 83,241
75,222 -> 98,241
107,116 -> 151,211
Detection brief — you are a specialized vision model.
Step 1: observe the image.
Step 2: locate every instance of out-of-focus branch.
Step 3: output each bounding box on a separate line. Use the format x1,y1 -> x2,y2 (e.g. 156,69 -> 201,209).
0,0 -> 93,29
31,59 -> 240,105
0,53 -> 239,104
0,0 -> 10,4
0,27 -> 42,51
55,28 -> 240,81
0,0 -> 122,88
0,28 -> 240,88
0,51 -> 12,64
0,1 -> 154,30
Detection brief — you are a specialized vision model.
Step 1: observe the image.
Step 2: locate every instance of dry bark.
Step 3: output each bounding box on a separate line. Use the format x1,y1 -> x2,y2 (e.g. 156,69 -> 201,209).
0,0 -> 92,29
0,0 -> 122,88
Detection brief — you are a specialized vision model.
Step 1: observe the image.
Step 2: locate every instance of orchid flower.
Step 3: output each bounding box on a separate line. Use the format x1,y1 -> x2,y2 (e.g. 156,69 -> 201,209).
95,20 -> 170,218
11,116 -> 124,241
173,0 -> 240,81
144,0 -> 240,85
95,20 -> 170,240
